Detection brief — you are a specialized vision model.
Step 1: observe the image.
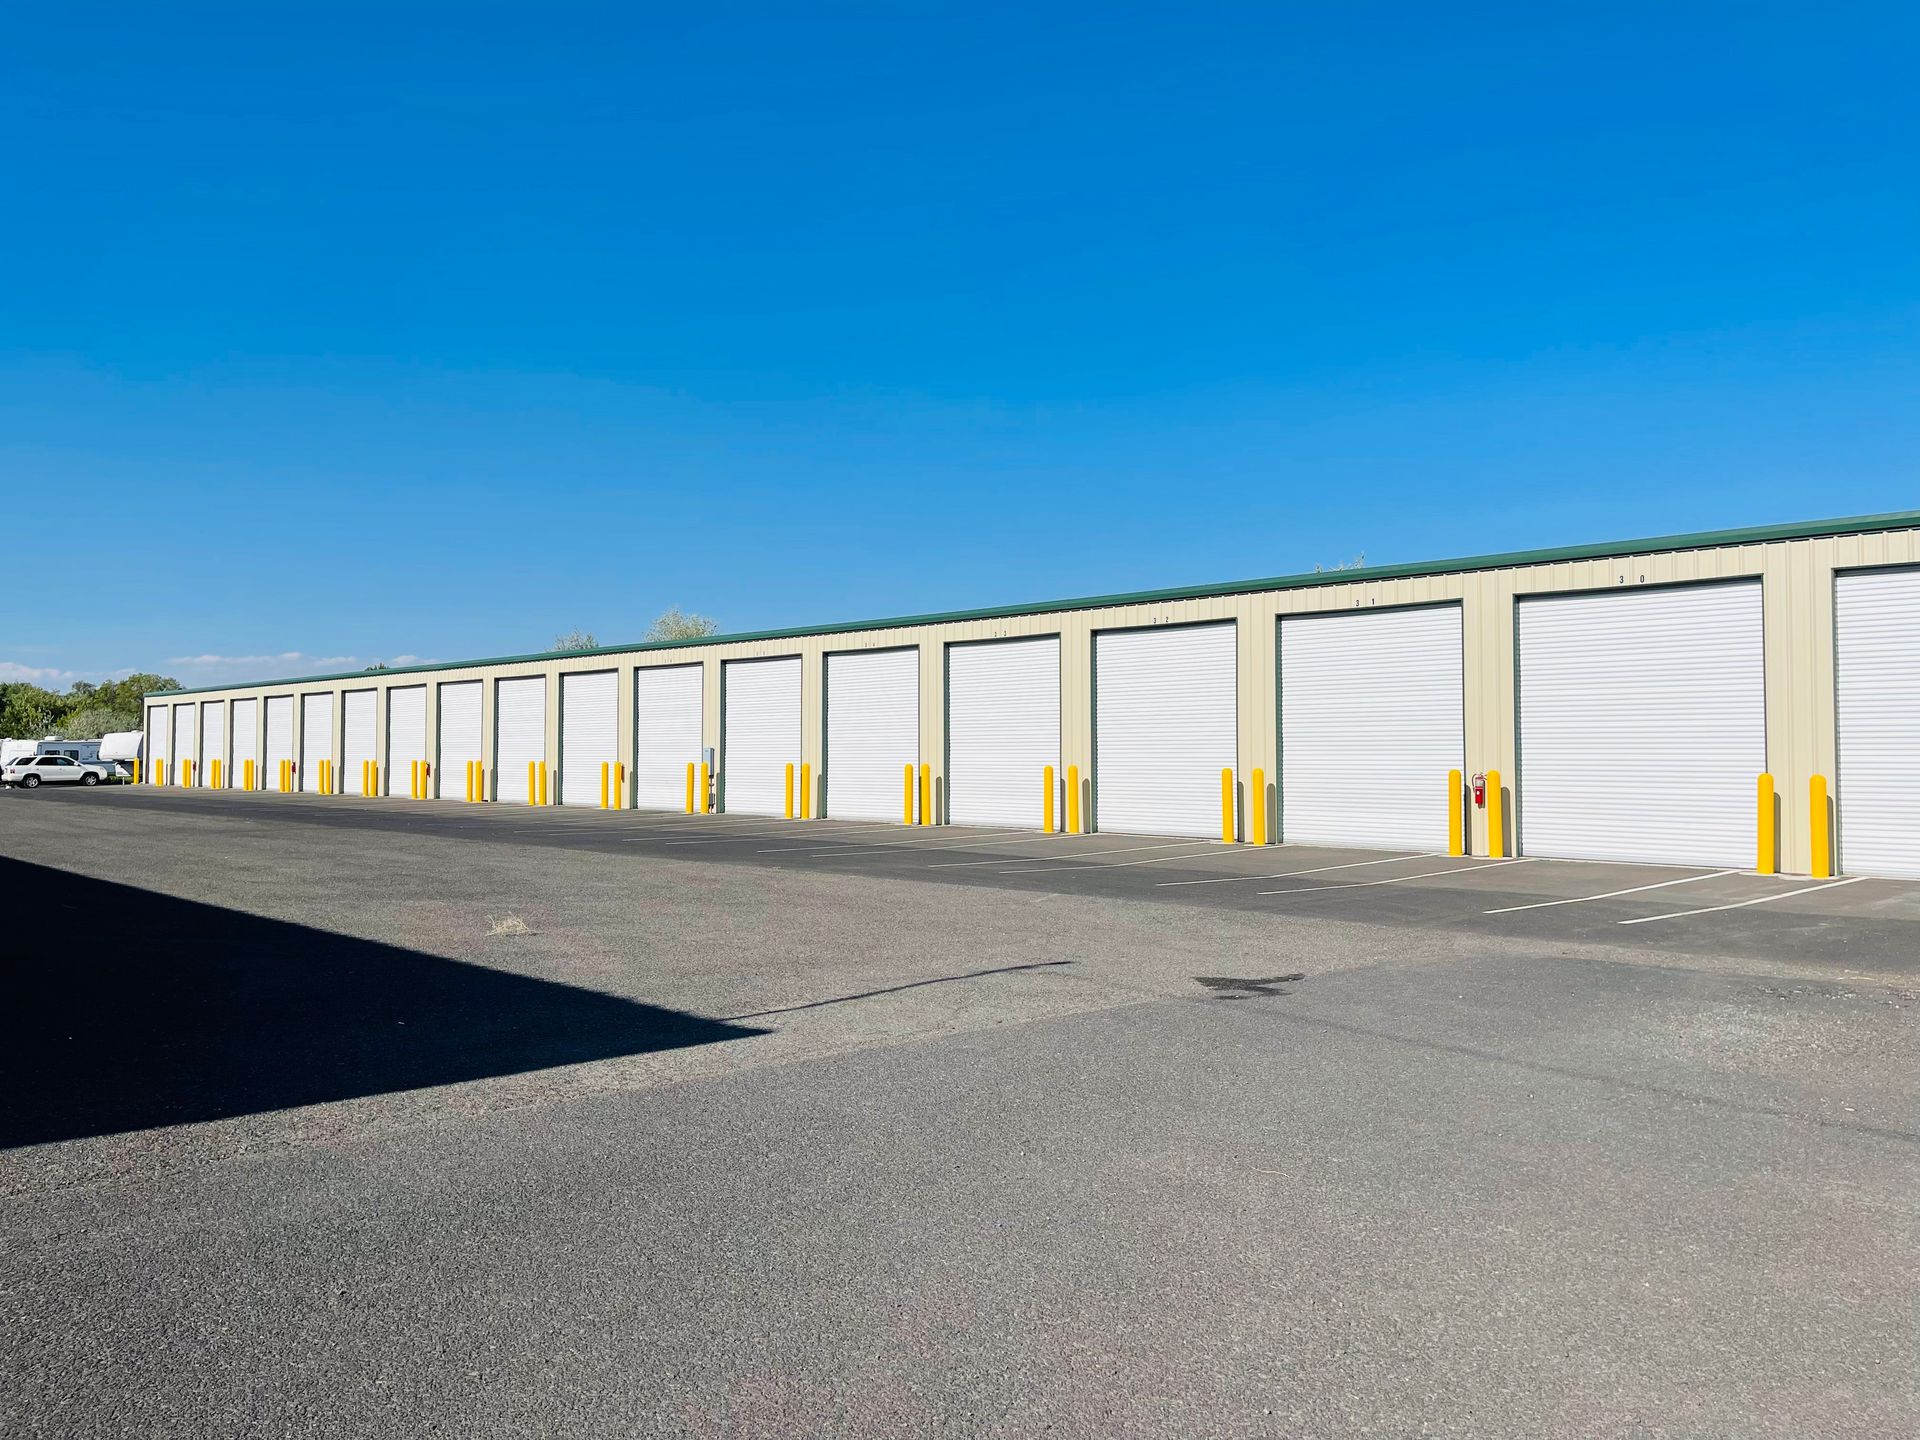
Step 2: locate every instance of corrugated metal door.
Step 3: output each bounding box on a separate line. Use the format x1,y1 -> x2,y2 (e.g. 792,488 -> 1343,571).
1835,567 -> 1920,878
343,690 -> 377,793
946,636 -> 1059,829
1517,581 -> 1764,866
199,701 -> 225,786
386,686 -> 426,796
826,648 -> 918,821
265,696 -> 293,787
722,656 -> 800,815
1280,605 -> 1463,850
1094,622 -> 1237,837
172,702 -> 196,784
495,676 -> 546,803
300,693 -> 334,792
561,670 -> 617,806
147,704 -> 170,778
437,681 -> 482,799
635,664 -> 703,811
231,698 -> 258,786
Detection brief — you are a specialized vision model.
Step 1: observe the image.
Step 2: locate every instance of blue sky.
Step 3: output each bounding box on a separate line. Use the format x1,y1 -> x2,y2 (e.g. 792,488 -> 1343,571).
4,2 -> 1916,687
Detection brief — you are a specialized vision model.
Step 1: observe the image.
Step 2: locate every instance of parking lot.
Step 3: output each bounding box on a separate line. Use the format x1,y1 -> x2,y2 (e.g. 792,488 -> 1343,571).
4,785 -> 1917,1437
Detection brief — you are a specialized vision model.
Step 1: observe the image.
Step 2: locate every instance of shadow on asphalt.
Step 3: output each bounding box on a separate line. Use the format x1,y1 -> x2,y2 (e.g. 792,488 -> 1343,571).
0,856 -> 765,1149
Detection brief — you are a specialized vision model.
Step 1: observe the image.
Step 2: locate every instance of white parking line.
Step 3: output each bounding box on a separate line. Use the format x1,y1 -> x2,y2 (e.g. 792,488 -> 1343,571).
931,839 -> 1216,870
665,821 -> 885,846
1483,869 -> 1737,915
1617,876 -> 1865,925
771,827 -> 1037,857
1256,858 -> 1533,897
1009,844 -> 1244,875
1157,852 -> 1428,887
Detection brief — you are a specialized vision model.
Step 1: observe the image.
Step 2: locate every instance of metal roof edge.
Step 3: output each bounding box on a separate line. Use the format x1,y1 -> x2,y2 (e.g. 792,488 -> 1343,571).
143,507 -> 1920,699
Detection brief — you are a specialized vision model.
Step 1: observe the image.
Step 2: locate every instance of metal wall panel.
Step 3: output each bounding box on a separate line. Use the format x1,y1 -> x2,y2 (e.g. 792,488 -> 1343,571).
1835,567 -> 1920,877
386,686 -> 427,796
825,647 -> 919,821
946,636 -> 1059,829
495,676 -> 546,804
230,698 -> 258,786
635,664 -> 703,811
1518,582 -> 1765,866
1279,605 -> 1463,850
560,670 -> 618,807
146,704 -> 170,778
1094,622 -> 1237,837
265,696 -> 294,789
299,693 -> 334,793
342,689 -> 377,794
722,656 -> 800,815
437,681 -> 482,799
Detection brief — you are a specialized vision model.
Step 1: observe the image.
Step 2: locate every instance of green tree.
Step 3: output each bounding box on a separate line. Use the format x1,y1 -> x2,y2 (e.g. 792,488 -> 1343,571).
645,607 -> 719,642
0,684 -> 63,739
552,630 -> 599,651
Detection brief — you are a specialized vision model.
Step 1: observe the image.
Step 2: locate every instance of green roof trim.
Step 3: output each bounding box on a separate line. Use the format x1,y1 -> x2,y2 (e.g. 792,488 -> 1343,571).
144,508 -> 1920,698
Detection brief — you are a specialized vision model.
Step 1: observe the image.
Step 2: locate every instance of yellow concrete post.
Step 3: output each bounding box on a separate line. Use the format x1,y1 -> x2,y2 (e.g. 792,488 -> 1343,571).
1486,768 -> 1505,858
1447,768 -> 1464,857
1757,773 -> 1776,875
527,760 -> 537,806
903,764 -> 914,825
685,762 -> 695,813
1221,768 -> 1235,844
601,762 -> 609,810
920,764 -> 931,825
699,761 -> 710,814
1043,765 -> 1055,834
801,762 -> 812,819
1251,767 -> 1267,846
539,765 -> 549,807
1809,774 -> 1831,879
1066,765 -> 1080,834
785,763 -> 795,819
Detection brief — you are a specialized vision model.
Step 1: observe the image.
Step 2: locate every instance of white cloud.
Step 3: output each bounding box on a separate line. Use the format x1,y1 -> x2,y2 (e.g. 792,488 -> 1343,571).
166,652 -> 363,680
0,660 -> 85,685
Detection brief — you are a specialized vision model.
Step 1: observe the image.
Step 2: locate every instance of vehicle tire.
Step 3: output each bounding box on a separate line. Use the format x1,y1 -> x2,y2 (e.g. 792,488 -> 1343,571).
21,774 -> 39,789
82,772 -> 100,786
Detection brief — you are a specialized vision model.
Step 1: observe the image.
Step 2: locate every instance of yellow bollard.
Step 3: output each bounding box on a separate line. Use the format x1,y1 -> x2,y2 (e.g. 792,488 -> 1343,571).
1251,767 -> 1267,846
685,762 -> 695,814
920,764 -> 931,826
1757,773 -> 1775,874
1221,768 -> 1235,844
903,764 -> 914,825
785,762 -> 795,819
1066,765 -> 1081,834
1043,765 -> 1055,833
1447,768 -> 1464,857
1809,774 -> 1831,878
699,761 -> 710,814
1486,768 -> 1505,858
215,760 -> 223,789
183,760 -> 192,788
601,762 -> 610,810
539,765 -> 549,807
800,761 -> 811,819
527,760 -> 537,807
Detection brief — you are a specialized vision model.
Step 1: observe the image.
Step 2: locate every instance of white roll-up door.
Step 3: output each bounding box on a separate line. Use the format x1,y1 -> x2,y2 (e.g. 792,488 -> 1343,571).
147,704 -> 170,779
947,636 -> 1059,829
496,676 -> 547,804
722,656 -> 800,816
1517,582 -> 1764,867
172,701 -> 196,784
437,681 -> 482,799
826,648 -> 919,821
231,698 -> 258,787
343,690 -> 377,794
635,664 -> 703,811
1094,622 -> 1237,837
265,696 -> 293,788
561,670 -> 618,807
199,701 -> 225,786
300,693 -> 334,792
1280,605 -> 1464,851
386,686 -> 426,797
1835,567 -> 1920,878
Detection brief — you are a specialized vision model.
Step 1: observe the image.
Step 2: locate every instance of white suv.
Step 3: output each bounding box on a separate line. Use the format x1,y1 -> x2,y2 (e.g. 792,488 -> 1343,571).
1,754 -> 112,789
